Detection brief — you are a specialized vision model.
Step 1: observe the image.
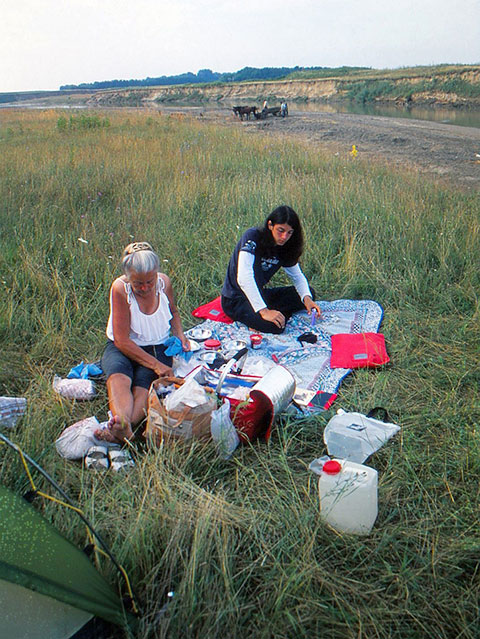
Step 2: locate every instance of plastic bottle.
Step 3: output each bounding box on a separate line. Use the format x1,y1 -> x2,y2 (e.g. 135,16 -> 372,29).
318,459 -> 378,535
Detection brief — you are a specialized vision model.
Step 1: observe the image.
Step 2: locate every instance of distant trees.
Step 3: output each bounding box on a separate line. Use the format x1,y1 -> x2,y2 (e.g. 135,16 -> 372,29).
59,66 -> 355,91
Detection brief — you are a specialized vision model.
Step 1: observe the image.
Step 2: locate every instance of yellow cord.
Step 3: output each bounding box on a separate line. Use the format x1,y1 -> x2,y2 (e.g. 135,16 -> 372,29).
2,439 -> 139,615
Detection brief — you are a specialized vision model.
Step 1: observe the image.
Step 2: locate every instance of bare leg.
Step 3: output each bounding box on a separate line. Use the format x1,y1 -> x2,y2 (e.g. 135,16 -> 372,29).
131,386 -> 149,426
95,373 -> 134,443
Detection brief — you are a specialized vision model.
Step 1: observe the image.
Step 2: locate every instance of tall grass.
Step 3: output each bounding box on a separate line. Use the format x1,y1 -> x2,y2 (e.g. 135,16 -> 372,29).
0,109 -> 479,638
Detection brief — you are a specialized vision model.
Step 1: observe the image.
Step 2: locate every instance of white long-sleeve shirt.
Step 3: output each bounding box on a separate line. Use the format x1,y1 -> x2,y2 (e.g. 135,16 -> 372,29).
237,251 -> 312,313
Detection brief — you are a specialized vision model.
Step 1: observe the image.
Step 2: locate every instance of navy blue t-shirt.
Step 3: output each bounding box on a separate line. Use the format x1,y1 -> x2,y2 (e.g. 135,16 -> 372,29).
222,227 -> 285,299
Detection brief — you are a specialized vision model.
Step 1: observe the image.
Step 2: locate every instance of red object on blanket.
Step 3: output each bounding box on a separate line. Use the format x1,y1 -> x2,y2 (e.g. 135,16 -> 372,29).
229,392 -> 273,443
191,296 -> 234,324
330,333 -> 390,369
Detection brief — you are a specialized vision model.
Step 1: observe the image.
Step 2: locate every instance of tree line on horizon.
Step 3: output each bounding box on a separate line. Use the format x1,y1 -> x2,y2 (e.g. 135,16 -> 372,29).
59,65 -> 369,90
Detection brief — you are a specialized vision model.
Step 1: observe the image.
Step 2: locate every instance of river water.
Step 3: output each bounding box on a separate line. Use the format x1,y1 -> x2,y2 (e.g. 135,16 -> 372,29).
291,101 -> 480,129
3,98 -> 480,130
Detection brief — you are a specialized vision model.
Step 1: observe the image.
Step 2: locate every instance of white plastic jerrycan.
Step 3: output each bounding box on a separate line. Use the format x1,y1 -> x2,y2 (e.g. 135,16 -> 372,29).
318,459 -> 378,535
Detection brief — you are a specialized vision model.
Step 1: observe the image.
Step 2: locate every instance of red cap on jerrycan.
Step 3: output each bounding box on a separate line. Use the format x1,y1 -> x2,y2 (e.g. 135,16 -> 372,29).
322,460 -> 342,475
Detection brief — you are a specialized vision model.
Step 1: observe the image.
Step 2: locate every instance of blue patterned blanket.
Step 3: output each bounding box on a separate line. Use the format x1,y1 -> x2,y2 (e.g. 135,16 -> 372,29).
189,299 -> 384,412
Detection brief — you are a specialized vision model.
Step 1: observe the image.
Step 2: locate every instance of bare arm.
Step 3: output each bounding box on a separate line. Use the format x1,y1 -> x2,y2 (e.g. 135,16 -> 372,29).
161,274 -> 190,351
110,280 -> 173,376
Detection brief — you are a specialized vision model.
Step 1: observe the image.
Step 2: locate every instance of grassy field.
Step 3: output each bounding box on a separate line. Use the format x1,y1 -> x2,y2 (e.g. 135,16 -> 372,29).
0,108 -> 479,638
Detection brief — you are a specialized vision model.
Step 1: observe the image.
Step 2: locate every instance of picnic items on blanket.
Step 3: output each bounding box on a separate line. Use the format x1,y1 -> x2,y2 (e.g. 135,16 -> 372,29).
67,361 -> 103,379
145,376 -> 217,444
250,334 -> 263,349
52,375 -> 97,400
0,396 -> 27,429
330,332 -> 390,369
210,399 -> 240,459
323,407 -> 400,463
188,359 -> 296,443
191,296 -> 233,324
310,457 -> 378,535
185,299 -> 386,415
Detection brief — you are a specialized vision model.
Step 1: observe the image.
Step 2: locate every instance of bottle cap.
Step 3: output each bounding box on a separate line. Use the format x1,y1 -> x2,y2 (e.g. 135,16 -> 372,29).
322,460 -> 342,475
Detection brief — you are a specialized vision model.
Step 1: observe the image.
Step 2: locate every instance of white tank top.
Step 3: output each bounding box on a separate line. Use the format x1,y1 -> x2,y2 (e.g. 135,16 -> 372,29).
106,274 -> 173,346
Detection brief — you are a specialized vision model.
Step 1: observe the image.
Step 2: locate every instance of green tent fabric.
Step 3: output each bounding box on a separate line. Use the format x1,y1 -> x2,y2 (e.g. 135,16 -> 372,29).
0,485 -> 134,636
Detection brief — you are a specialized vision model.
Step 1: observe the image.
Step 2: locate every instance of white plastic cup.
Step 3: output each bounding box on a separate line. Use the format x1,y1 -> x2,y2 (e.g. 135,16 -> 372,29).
318,459 -> 378,535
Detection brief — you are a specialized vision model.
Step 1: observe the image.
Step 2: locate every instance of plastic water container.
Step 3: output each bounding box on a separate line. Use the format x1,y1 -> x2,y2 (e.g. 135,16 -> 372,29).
318,459 -> 378,535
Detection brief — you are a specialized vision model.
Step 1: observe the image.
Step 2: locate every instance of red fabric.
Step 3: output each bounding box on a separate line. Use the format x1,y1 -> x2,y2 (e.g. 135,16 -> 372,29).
229,393 -> 273,443
191,296 -> 234,324
330,333 -> 390,369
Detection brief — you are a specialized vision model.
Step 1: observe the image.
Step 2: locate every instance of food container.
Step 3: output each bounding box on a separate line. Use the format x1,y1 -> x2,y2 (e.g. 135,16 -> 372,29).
204,339 -> 221,351
250,334 -> 263,349
249,365 -> 295,417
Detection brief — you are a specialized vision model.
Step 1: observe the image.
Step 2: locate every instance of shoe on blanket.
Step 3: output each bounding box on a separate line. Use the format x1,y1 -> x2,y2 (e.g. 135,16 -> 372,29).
84,445 -> 109,470
108,447 -> 135,472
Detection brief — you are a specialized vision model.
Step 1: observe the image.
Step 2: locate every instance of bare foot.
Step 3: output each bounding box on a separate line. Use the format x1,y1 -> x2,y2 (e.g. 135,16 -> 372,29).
95,414 -> 133,444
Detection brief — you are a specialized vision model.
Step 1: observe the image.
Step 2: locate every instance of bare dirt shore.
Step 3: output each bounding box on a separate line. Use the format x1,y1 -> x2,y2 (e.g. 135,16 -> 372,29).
165,105 -> 480,191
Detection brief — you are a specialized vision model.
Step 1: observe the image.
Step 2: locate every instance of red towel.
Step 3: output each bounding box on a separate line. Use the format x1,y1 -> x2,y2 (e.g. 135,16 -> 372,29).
330,333 -> 390,369
191,296 -> 234,324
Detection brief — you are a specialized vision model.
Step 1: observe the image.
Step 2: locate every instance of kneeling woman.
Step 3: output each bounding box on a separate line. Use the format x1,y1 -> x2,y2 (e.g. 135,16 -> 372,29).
221,206 -> 321,334
97,242 -> 190,443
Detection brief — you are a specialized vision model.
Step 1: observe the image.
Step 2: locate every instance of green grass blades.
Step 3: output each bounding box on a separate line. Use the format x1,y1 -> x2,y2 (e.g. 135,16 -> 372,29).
0,108 -> 479,638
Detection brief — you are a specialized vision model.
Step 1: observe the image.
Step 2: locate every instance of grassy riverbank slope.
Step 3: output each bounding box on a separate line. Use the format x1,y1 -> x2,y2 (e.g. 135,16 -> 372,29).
82,64 -> 480,108
0,109 -> 479,638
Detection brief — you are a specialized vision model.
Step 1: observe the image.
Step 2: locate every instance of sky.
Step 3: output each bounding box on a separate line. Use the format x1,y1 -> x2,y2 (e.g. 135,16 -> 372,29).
1,0 -> 479,93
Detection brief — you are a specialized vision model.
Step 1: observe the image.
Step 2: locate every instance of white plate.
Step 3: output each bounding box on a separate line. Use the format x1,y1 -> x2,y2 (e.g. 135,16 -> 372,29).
188,339 -> 201,352
186,327 -> 213,341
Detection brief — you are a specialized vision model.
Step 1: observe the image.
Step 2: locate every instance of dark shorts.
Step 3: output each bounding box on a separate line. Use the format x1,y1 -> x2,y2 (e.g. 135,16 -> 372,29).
101,341 -> 173,390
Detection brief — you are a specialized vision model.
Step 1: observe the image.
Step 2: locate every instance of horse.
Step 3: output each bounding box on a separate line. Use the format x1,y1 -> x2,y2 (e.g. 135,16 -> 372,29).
232,106 -> 257,121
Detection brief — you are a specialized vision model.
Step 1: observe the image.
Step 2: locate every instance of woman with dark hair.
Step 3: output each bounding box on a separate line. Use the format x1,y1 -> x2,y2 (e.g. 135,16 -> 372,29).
221,206 -> 321,334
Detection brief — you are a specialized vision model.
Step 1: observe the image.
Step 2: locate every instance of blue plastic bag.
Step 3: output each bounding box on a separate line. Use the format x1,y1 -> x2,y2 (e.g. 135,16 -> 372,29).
67,361 -> 103,379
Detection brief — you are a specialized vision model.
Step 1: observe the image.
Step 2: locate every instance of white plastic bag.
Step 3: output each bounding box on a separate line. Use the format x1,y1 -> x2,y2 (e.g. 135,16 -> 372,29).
164,377 -> 208,411
323,408 -> 400,463
53,375 -> 96,400
0,396 -> 27,428
55,416 -> 101,459
210,399 -> 240,460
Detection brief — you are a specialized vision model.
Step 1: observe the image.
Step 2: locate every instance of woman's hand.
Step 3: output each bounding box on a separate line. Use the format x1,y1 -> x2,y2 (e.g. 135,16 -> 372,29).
180,334 -> 191,351
154,362 -> 173,378
303,296 -> 322,317
259,308 -> 286,329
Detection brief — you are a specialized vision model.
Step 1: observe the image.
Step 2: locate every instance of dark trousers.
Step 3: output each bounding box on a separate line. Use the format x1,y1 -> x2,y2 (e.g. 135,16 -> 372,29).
221,286 -> 315,334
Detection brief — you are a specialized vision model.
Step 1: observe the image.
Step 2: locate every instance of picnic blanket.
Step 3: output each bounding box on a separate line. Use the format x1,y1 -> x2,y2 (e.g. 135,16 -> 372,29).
189,299 -> 385,413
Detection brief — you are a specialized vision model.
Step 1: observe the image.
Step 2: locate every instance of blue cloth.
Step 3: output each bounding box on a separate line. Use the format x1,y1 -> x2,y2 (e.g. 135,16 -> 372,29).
164,336 -> 194,361
67,361 -> 103,379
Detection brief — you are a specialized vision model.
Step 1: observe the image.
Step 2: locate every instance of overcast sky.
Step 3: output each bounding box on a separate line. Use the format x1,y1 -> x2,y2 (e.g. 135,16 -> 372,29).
2,0 -> 479,92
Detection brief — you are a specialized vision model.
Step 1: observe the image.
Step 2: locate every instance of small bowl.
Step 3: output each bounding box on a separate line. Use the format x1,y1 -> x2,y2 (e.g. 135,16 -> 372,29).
223,339 -> 247,352
186,327 -> 212,341
199,351 -> 217,364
